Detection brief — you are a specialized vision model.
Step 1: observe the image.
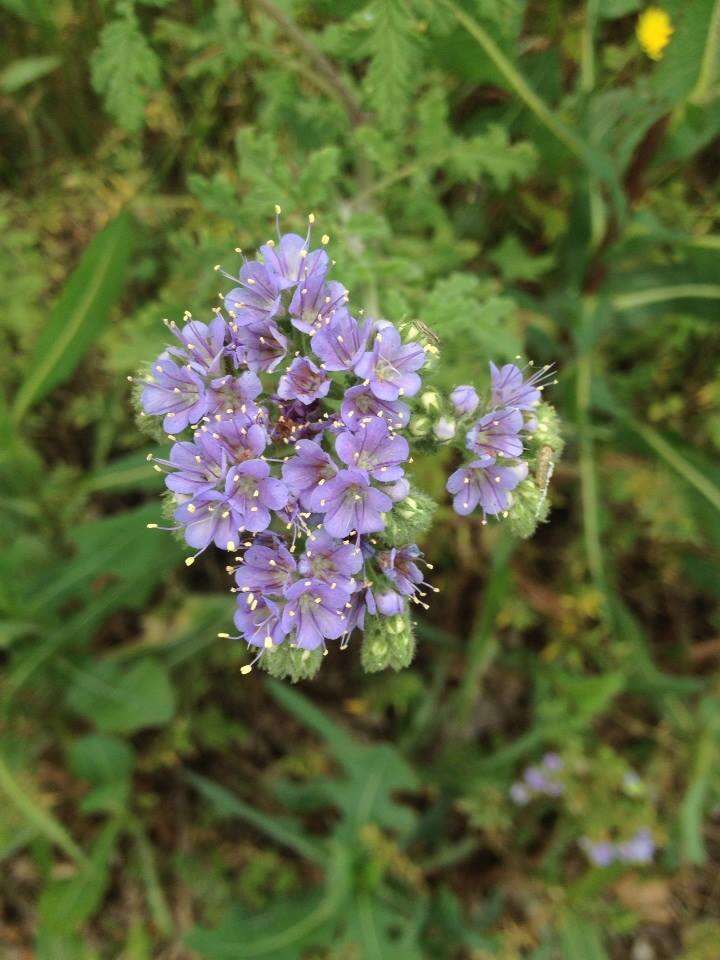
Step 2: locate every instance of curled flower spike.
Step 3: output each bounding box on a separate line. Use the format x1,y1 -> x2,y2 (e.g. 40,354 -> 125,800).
135,213 -> 560,679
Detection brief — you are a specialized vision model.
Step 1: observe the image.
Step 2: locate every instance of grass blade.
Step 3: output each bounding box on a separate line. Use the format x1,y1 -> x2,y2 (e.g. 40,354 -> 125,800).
185,770 -> 326,864
13,211 -> 134,421
0,754 -> 85,862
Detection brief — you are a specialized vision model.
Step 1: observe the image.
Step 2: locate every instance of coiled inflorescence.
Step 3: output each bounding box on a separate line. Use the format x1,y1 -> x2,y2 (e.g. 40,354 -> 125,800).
134,212 -> 560,679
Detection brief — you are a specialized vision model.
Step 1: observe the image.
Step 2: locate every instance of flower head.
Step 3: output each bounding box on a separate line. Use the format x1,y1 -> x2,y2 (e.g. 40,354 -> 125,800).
636,7 -> 673,60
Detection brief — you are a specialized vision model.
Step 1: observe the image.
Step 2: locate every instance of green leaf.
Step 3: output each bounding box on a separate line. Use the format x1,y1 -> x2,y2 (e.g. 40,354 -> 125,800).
559,917 -> 609,960
678,697 -> 720,864
0,753 -> 85,862
185,770 -> 325,864
267,681 -> 419,836
66,658 -> 176,734
0,55 -> 60,93
90,6 -> 161,132
37,819 -> 120,934
364,0 -> 418,131
12,212 -> 134,420
68,734 -> 135,785
186,843 -> 351,959
489,234 -> 555,282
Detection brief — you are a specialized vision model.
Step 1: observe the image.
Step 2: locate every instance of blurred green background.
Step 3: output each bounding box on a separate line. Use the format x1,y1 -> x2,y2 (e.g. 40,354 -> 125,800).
2,0 -> 720,957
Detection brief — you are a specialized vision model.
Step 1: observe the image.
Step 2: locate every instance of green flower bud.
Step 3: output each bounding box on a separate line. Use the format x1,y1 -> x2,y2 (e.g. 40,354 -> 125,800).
419,389 -> 442,412
382,487 -> 437,546
529,402 -> 564,457
409,415 -> 431,438
361,612 -> 416,673
259,643 -> 323,682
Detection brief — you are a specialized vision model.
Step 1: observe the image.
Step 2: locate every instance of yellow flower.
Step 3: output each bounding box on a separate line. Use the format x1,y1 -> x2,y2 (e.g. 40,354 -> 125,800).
636,7 -> 674,60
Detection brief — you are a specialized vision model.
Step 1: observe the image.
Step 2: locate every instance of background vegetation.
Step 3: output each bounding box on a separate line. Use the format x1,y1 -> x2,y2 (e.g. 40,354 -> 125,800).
2,0 -> 720,956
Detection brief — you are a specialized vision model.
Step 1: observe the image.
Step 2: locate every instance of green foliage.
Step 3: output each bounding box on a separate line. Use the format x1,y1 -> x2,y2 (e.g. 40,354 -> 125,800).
90,2 -> 161,133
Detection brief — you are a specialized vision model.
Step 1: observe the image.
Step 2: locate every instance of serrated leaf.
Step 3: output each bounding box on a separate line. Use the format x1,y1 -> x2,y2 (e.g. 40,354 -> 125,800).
364,0 -> 418,130
90,7 -> 161,132
12,211 -> 133,420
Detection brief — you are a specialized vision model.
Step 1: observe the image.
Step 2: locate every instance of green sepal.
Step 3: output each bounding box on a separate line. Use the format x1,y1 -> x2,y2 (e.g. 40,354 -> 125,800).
259,643 -> 324,682
361,611 -> 416,673
381,487 -> 437,546
505,478 -> 550,539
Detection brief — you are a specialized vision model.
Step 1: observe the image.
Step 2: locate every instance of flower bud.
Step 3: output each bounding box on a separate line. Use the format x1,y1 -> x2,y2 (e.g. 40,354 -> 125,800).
419,389 -> 441,412
361,611 -> 415,672
409,415 -> 430,437
375,589 -> 405,616
450,384 -> 479,416
433,416 -> 456,441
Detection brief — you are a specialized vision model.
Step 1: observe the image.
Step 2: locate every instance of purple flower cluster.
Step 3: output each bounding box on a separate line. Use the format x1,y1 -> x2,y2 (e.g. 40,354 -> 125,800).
580,829 -> 655,868
509,752 -> 565,805
446,361 -> 554,522
137,215 -> 435,673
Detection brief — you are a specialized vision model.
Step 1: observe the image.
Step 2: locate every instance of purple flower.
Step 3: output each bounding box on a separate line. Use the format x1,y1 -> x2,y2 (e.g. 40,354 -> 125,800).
542,753 -> 563,772
288,262 -> 348,335
281,439 -> 337,508
450,384 -> 479,416
335,418 -> 408,483
306,467 -> 392,539
230,321 -> 288,372
490,362 -> 553,411
234,596 -> 287,650
260,234 -> 319,289
224,261 -> 282,326
206,370 -> 263,419
510,782 -> 531,806
618,829 -> 654,865
385,477 -> 410,502
340,385 -> 409,432
354,324 -> 425,401
433,417 -> 456,441
166,317 -> 227,375
580,838 -> 617,868
299,530 -> 362,593
164,434 -> 230,497
312,313 -> 370,371
374,589 -> 405,616
225,459 -> 288,533
198,418 -> 266,464
172,458 -> 287,553
466,408 -> 524,460
278,356 -> 331,405
281,580 -> 351,649
141,356 -> 209,433
377,545 -> 424,597
235,541 -> 297,596
524,766 -> 553,793
446,457 -> 528,518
